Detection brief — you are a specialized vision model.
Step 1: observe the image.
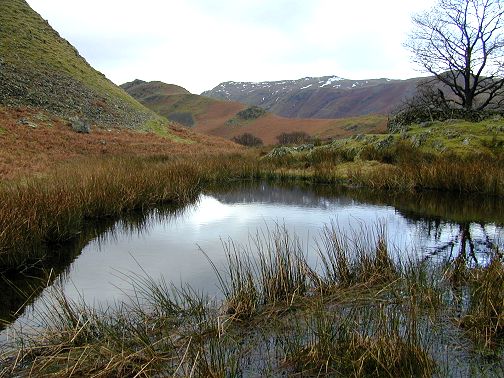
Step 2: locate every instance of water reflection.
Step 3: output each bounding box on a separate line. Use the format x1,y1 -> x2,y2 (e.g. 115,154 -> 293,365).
1,182 -> 503,339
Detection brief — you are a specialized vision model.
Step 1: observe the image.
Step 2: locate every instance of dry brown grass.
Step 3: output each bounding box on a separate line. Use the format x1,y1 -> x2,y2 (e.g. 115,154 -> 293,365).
0,106 -> 241,179
195,110 -> 387,145
460,255 -> 504,349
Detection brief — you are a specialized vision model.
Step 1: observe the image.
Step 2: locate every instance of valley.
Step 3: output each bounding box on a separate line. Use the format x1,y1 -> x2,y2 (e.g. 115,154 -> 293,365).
0,1 -> 502,376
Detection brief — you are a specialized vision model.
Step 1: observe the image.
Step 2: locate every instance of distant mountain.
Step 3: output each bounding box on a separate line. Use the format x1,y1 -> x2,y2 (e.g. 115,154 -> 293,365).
123,80 -> 388,144
202,75 -> 422,119
0,0 -> 159,128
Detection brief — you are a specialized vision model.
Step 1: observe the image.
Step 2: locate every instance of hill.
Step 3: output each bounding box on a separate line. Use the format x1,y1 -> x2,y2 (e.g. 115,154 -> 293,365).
0,0 -> 159,129
202,75 -> 421,119
0,1 -> 242,178
122,80 -> 388,145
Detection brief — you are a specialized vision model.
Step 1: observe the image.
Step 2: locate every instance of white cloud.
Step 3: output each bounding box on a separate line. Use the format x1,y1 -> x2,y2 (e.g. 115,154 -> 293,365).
26,0 -> 436,93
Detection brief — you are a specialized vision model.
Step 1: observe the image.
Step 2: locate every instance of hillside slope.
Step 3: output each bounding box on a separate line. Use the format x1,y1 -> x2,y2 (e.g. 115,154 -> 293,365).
0,0 -> 157,128
123,80 -> 388,144
202,75 -> 421,119
0,1 -> 243,178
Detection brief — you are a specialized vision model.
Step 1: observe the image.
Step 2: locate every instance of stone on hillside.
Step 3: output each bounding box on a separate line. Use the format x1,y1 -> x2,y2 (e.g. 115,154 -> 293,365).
70,117 -> 91,133
375,135 -> 394,150
265,147 -> 294,158
410,133 -> 428,147
293,144 -> 314,152
17,118 -> 38,128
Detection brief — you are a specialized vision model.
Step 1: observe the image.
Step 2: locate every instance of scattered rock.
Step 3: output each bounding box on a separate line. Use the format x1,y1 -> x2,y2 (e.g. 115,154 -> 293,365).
432,140 -> 445,151
265,147 -> 294,158
293,144 -> 314,152
70,117 -> 91,133
345,124 -> 359,131
375,135 -> 394,150
444,129 -> 460,139
410,133 -> 428,148
17,117 -> 38,128
462,138 -> 470,146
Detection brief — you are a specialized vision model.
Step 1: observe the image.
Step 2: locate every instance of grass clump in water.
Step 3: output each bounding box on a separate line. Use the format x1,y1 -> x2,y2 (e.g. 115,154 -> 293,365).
459,253 -> 504,351
1,223 -> 502,376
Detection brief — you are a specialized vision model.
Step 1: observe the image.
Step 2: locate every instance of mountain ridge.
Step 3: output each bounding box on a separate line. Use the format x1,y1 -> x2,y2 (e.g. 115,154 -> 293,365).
123,80 -> 388,144
202,75 -> 422,119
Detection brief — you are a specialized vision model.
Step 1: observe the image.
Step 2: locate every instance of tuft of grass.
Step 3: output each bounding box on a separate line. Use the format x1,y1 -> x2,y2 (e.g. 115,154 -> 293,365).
0,154 -> 261,271
316,222 -> 397,291
207,224 -> 311,320
2,223 -> 503,376
282,305 -> 435,377
460,254 -> 504,350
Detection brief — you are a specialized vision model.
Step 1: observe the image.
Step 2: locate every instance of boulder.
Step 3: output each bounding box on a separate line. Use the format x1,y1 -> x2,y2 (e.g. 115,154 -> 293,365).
70,117 -> 91,133
17,117 -> 38,128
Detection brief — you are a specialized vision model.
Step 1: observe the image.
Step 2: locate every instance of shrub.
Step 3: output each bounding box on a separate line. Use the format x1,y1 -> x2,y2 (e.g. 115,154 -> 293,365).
232,133 -> 263,147
236,106 -> 266,120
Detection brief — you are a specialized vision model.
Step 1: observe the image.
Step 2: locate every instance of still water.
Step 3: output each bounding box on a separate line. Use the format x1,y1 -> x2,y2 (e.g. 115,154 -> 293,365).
1,182 -> 503,340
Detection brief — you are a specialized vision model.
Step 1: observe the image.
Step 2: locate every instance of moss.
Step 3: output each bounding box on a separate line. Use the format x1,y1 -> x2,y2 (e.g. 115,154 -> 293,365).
141,119 -> 194,144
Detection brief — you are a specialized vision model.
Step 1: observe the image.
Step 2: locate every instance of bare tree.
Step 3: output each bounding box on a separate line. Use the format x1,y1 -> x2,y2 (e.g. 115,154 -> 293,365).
406,0 -> 504,113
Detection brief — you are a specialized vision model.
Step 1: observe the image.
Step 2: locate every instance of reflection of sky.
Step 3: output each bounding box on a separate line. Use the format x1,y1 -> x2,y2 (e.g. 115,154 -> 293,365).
59,194 -> 412,305
3,185 -> 503,342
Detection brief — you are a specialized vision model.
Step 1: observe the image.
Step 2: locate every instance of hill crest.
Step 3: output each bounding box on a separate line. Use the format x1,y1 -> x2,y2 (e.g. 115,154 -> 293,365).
123,79 -> 388,144
202,75 -> 421,119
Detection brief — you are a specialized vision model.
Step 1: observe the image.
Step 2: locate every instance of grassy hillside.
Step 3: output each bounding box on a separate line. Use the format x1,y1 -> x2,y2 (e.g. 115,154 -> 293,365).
263,118 -> 504,195
0,0 -> 160,129
121,79 -> 190,101
123,80 -> 388,144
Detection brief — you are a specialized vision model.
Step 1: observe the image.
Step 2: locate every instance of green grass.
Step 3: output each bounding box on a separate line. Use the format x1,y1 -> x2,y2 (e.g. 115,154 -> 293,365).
146,94 -> 223,122
140,118 -> 192,142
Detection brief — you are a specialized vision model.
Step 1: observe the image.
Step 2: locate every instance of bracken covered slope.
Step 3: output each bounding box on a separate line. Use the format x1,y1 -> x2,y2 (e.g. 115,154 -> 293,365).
123,80 -> 388,145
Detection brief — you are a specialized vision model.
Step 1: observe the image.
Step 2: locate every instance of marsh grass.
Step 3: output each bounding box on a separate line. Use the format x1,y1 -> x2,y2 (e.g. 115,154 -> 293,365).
2,142 -> 503,271
1,224 -> 503,376
264,138 -> 504,196
281,305 -> 435,377
0,154 -> 260,271
459,253 -> 504,350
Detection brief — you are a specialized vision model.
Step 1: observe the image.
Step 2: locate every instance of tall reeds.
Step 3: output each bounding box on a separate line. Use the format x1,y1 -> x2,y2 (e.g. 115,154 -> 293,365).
1,224 -> 502,377
0,154 -> 260,270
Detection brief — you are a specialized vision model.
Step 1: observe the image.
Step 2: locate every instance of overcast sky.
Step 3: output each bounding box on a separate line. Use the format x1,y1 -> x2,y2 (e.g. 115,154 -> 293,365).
26,0 -> 436,94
